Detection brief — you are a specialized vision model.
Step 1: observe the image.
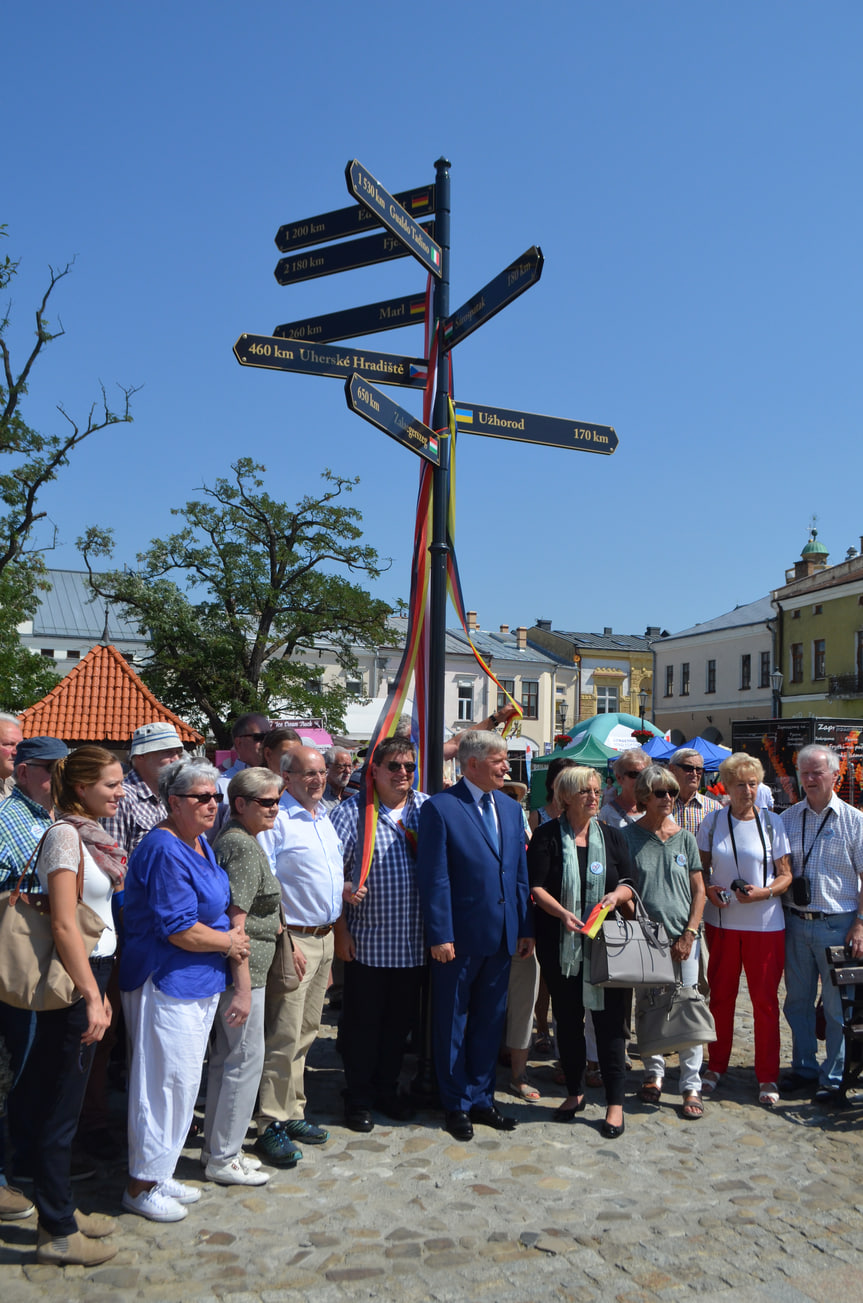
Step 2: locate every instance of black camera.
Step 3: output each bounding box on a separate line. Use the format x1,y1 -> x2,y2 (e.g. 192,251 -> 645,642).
730,878 -> 753,896
791,877 -> 812,907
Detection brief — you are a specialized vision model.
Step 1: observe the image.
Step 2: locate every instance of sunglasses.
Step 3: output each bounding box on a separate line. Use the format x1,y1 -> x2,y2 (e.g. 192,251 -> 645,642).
623,770 -> 642,780
386,761 -> 417,774
237,732 -> 269,742
176,792 -> 223,804
250,796 -> 280,809
650,789 -> 675,799
676,763 -> 704,775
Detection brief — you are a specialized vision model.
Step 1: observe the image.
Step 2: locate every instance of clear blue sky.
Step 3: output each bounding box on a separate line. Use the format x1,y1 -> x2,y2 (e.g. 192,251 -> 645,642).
5,2 -> 861,639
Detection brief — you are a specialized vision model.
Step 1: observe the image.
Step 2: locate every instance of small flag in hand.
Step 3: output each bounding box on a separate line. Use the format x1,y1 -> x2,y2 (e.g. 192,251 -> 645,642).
580,903 -> 609,939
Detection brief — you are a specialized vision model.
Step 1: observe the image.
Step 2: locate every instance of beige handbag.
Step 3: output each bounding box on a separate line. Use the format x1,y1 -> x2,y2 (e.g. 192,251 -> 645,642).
266,904 -> 300,996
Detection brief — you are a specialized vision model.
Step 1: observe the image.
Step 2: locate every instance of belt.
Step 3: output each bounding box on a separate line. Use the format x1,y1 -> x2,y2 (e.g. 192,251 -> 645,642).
789,909 -> 830,921
287,923 -> 334,937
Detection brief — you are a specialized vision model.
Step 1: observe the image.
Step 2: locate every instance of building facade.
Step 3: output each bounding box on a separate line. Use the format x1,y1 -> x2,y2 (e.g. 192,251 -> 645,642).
527,621 -> 657,735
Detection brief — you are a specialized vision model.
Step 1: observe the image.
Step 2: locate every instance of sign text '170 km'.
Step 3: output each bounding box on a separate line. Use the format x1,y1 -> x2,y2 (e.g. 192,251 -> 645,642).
453,401 -> 618,455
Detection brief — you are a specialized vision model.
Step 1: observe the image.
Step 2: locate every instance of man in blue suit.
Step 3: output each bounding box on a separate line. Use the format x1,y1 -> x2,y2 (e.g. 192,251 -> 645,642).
416,730 -> 534,1141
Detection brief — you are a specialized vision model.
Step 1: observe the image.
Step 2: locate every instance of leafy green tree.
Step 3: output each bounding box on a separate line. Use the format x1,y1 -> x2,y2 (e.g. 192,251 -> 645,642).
0,226 -> 136,709
80,459 -> 392,746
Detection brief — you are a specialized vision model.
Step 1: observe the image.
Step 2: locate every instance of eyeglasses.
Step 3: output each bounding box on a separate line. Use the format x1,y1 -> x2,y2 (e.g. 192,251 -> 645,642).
623,770 -> 642,780
250,796 -> 281,808
332,763 -> 352,771
176,792 -> 223,804
237,732 -> 269,742
676,763 -> 703,775
650,789 -> 675,799
386,761 -> 417,774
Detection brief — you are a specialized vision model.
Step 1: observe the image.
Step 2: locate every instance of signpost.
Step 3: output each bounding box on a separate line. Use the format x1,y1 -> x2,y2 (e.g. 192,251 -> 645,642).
233,334 -> 428,389
443,247 -> 544,350
275,185 -> 435,252
275,223 -> 435,286
453,400 -> 618,455
345,375 -> 440,466
346,160 -> 442,278
274,293 -> 426,344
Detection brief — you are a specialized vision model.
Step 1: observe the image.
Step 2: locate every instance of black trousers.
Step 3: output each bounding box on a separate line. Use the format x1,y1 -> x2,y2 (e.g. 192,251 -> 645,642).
340,961 -> 422,1109
24,956 -> 113,1235
537,939 -> 629,1107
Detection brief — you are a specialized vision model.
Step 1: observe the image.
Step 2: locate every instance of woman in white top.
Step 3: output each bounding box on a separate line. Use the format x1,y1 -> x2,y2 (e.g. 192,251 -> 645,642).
25,746 -> 126,1267
698,753 -> 792,1107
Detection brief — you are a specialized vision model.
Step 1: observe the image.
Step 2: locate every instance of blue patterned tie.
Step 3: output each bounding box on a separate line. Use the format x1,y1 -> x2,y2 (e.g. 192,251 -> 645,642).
481,791 -> 500,853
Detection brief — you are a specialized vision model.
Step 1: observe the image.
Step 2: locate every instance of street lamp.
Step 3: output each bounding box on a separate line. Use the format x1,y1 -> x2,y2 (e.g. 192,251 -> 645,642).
771,668 -> 783,720
638,688 -> 648,733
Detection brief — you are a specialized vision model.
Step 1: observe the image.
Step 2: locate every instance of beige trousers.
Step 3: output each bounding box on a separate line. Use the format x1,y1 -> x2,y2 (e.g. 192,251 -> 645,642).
255,929 -> 333,1130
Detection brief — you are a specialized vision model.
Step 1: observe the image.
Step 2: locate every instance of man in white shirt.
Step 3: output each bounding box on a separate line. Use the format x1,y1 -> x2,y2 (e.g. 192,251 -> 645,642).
255,747 -> 343,1163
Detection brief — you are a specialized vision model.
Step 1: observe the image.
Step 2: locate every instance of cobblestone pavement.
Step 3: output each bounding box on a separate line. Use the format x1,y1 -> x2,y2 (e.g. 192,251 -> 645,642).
3,985 -> 862,1303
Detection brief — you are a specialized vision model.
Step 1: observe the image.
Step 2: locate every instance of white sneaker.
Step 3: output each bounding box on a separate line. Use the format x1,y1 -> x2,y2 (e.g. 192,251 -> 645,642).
240,1152 -> 262,1170
205,1157 -> 270,1186
158,1177 -> 202,1205
121,1186 -> 188,1223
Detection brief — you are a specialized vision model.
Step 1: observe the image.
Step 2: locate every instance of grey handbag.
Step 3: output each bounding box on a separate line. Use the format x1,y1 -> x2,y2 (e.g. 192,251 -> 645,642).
635,982 -> 716,1056
589,886 -> 675,988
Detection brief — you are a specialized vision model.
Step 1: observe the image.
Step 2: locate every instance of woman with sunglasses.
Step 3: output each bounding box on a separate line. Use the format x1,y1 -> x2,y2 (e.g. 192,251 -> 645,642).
120,757 -> 250,1222
202,768 -> 288,1182
624,766 -> 706,1119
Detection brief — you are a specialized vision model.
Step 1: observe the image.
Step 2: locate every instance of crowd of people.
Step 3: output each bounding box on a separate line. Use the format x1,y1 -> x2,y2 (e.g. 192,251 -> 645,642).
1,706 -> 862,1267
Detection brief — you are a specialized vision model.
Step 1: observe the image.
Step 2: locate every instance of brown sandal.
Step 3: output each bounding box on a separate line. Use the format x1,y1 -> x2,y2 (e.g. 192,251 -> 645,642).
640,1080 -> 662,1104
682,1092 -> 704,1120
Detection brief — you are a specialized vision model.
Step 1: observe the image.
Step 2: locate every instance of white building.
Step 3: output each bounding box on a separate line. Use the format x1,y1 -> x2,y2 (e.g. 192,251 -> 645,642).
17,569 -> 150,676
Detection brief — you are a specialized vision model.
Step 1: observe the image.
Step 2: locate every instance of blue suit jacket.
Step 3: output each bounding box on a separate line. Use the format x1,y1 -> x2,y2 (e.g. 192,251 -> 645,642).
416,780 -> 533,957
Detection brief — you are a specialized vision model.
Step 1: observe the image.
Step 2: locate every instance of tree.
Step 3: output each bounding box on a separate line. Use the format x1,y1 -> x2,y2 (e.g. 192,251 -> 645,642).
80,459 -> 393,746
0,226 -> 137,709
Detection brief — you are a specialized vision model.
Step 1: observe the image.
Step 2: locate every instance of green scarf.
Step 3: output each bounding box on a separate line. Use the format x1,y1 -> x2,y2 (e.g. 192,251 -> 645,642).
559,815 -> 606,1011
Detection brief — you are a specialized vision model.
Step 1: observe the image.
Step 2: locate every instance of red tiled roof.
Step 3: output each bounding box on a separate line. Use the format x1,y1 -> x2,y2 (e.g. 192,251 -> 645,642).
20,643 -> 204,746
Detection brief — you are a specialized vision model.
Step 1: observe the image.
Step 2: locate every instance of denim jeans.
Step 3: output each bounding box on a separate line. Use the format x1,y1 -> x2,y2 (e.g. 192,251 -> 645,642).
783,910 -> 855,1088
0,1000 -> 36,1184
642,942 -> 703,1095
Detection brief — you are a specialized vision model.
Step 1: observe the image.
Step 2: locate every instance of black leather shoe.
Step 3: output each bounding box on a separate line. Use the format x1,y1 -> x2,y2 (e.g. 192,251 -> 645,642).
553,1097 -> 586,1122
345,1107 -> 374,1133
375,1094 -> 417,1122
600,1117 -> 625,1139
445,1110 -> 473,1141
469,1105 -> 517,1131
813,1086 -> 847,1108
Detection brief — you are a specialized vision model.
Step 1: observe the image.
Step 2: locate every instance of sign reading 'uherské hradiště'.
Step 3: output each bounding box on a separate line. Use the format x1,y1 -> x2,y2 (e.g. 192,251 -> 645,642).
346,160 -> 442,279
443,247 -> 544,350
274,293 -> 427,344
275,185 -> 435,253
345,374 -> 440,466
274,223 -> 436,286
234,334 -> 429,390
453,401 -> 618,455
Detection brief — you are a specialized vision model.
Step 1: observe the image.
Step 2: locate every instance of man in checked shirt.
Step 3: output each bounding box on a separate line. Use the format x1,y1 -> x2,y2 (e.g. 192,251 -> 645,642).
780,744 -> 863,1102
331,737 -> 427,1133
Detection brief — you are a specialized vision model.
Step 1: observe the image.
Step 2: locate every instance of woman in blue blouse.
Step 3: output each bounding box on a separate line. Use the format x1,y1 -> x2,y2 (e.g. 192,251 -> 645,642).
119,757 -> 250,1224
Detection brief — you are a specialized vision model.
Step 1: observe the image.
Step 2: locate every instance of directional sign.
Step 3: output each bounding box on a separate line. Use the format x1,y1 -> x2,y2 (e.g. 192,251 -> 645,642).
234,334 -> 429,390
274,293 -> 426,344
346,160 -> 442,278
274,222 -> 436,286
443,247 -> 544,351
453,401 -> 618,455
345,374 -> 440,466
275,185 -> 435,252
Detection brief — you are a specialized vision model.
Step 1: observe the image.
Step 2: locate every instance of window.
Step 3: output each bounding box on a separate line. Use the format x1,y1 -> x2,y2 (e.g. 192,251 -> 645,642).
66,649 -> 80,661
706,660 -> 716,694
681,663 -> 690,696
813,604 -> 823,615
521,680 -> 539,719
813,639 -> 826,680
497,678 -> 515,712
596,685 -> 618,713
791,643 -> 803,683
304,679 -> 320,694
345,679 -> 363,697
760,651 -> 771,689
39,648 -> 54,658
740,654 -> 751,690
665,665 -> 674,697
457,682 -> 473,721
792,608 -> 801,619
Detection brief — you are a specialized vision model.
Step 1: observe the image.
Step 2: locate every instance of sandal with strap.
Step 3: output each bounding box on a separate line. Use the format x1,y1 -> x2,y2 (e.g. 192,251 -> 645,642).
640,1079 -> 662,1104
701,1069 -> 721,1097
758,1082 -> 779,1107
682,1092 -> 704,1120
509,1078 -> 541,1102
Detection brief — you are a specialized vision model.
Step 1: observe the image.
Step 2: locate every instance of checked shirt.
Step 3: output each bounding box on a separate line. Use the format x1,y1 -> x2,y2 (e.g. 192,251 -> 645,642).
780,793 -> 863,915
0,786 -> 52,891
102,767 -> 166,857
330,789 -> 427,968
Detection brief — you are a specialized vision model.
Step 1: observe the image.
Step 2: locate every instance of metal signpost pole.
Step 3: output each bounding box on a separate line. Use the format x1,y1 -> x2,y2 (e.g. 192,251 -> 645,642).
426,157 -> 452,797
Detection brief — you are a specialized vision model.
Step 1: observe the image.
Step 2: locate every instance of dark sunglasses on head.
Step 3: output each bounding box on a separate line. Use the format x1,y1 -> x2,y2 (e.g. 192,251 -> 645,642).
386,761 -> 417,774
676,763 -> 703,774
250,796 -> 281,808
651,789 -> 674,799
177,792 -> 223,804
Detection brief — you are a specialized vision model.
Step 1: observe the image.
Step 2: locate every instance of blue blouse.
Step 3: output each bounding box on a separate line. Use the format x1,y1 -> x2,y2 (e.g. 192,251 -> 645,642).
119,828 -> 230,999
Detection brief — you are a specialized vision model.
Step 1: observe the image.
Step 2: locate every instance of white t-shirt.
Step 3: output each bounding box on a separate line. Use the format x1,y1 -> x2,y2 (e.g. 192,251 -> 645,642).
37,823 -> 117,958
697,808 -> 790,933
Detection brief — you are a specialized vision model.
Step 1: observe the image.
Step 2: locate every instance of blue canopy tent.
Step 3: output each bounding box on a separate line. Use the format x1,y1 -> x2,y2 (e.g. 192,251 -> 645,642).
683,736 -> 731,771
642,735 -> 677,761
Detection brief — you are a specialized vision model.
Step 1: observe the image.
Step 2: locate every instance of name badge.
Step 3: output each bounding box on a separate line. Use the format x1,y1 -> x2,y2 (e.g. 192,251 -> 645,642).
675,853 -> 688,867
589,861 -> 604,876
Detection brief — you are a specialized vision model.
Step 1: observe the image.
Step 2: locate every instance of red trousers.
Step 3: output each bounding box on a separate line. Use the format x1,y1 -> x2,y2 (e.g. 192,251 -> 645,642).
704,923 -> 785,1084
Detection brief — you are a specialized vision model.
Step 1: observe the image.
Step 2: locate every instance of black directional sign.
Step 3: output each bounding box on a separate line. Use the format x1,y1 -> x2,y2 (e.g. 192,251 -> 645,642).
274,222 -> 436,286
275,185 -> 435,253
346,160 -> 442,279
234,334 -> 429,390
453,401 -> 618,455
345,375 -> 440,466
443,247 -> 544,351
274,293 -> 427,344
